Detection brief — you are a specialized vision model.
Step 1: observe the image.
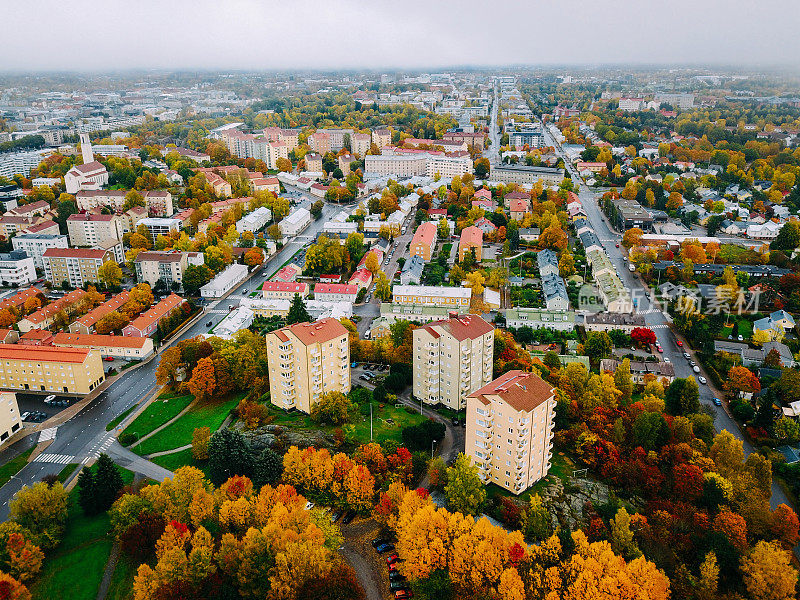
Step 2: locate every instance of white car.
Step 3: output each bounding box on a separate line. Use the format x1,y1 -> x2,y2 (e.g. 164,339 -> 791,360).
664,357 -> 671,363
693,365 -> 701,373
698,376 -> 707,384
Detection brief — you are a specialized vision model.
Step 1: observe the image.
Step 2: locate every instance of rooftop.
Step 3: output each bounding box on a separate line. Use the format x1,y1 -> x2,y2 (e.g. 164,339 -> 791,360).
469,370 -> 555,413
0,344 -> 91,363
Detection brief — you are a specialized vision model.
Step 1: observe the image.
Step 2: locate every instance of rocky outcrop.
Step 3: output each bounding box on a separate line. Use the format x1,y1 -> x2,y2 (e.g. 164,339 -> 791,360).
538,476 -> 614,532
233,422 -> 337,451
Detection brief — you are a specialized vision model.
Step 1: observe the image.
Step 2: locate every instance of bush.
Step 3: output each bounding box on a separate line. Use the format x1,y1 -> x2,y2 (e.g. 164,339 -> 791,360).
731,400 -> 755,422
119,432 -> 137,446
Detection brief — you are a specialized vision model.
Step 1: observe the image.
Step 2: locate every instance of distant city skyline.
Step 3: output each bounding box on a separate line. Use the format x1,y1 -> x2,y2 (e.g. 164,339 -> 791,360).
4,0 -> 800,71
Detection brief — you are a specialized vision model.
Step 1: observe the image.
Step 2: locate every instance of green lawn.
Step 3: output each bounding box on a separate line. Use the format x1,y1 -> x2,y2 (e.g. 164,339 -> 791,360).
135,394 -> 243,455
485,452 -> 575,503
106,404 -> 137,431
351,404 -> 427,444
0,448 -> 33,487
122,394 -> 194,443
264,401 -> 426,445
30,492 -> 113,600
150,448 -> 210,478
720,318 -> 753,340
57,463 -> 79,483
105,556 -> 137,600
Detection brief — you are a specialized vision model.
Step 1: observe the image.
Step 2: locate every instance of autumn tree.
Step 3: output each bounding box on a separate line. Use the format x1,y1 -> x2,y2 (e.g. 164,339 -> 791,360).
8,482 -> 68,550
192,427 -> 210,461
375,272 -> 391,301
740,540 -> 798,600
444,453 -> 486,516
155,347 -> 182,387
97,260 -> 123,288
310,391 -> 354,426
96,310 -> 128,334
364,251 -> 380,275
187,356 -> 216,401
724,365 -> 761,398
665,377 -> 700,416
614,358 -> 633,404
243,248 -> 264,268
0,571 -> 31,600
622,227 -> 643,248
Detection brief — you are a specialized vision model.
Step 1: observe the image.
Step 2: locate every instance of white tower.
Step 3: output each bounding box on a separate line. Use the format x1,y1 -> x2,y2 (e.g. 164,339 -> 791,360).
79,133 -> 94,165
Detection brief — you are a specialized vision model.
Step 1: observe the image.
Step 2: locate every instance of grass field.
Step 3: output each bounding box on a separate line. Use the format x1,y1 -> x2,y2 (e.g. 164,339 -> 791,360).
0,447 -> 33,487
30,494 -> 113,600
105,404 -> 137,431
105,556 -> 137,600
721,317 -> 753,340
56,463 -> 79,483
135,394 -> 243,455
265,401 -> 426,445
149,448 -> 210,478
122,394 -> 194,443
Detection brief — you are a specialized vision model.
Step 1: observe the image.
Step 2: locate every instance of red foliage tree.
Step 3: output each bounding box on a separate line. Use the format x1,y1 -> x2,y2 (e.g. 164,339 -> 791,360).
631,327 -> 657,346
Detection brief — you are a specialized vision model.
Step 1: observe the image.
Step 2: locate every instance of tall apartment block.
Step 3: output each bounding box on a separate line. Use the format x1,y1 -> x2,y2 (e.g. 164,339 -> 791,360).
265,318 -> 351,414
465,370 -> 556,494
412,313 -> 493,410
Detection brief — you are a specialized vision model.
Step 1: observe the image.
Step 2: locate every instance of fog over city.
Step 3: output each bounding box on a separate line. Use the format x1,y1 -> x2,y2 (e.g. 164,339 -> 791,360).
4,0 -> 800,71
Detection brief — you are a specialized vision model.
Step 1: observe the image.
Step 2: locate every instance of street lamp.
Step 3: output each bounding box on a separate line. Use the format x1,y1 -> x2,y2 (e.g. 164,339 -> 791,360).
431,439 -> 437,459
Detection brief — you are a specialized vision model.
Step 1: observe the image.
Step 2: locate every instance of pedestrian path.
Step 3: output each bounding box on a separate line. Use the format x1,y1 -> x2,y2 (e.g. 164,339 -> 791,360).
83,435 -> 115,464
35,453 -> 74,464
38,427 -> 57,442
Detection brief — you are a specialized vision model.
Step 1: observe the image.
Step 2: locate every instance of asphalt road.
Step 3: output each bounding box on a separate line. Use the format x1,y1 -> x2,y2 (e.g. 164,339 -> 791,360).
0,200 -> 342,519
543,124 -> 795,515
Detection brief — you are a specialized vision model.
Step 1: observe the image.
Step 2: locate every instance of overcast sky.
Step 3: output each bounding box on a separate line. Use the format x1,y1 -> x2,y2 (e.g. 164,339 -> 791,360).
4,0 -> 800,71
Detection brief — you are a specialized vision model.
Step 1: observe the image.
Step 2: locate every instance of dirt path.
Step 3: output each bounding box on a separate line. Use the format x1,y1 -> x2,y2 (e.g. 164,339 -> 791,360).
340,517 -> 389,600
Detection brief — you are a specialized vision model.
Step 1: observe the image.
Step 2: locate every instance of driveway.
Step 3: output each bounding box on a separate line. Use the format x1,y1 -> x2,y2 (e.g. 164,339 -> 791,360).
340,517 -> 389,600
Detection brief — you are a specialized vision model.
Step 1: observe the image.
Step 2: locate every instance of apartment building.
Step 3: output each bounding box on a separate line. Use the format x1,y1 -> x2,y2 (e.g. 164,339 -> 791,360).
75,190 -> 174,217
490,165 -> 565,186
279,208 -> 311,237
122,293 -> 185,337
409,222 -> 437,262
425,153 -> 473,179
7,200 -> 51,219
134,250 -> 202,288
136,218 -> 182,244
365,154 -> 427,178
315,128 -> 354,152
262,281 -> 309,300
263,127 -> 300,151
466,370 -> 556,495
53,332 -> 154,360
0,345 -> 105,395
67,213 -> 124,248
392,285 -> 471,308
42,247 -> 114,288
0,251 -> 36,286
352,133 -> 371,156
313,283 -> 358,303
0,392 -> 21,447
458,226 -> 483,262
69,290 -> 130,335
413,314 -> 494,410
17,289 -> 87,332
308,132 -> 331,155
372,128 -> 391,148
11,234 -> 68,270
304,153 -> 323,172
0,287 -> 44,315
265,318 -> 351,414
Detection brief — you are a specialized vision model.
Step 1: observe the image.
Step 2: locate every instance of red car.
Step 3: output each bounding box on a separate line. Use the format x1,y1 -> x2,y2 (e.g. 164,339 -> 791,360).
395,591 -> 413,600
676,340 -> 683,347
387,554 -> 400,565
103,356 -> 115,362
656,346 -> 663,353
615,243 -> 620,248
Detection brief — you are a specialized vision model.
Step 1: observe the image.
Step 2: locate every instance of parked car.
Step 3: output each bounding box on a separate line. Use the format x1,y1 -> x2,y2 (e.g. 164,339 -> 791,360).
713,397 -> 722,406
351,362 -> 358,368
389,571 -> 406,582
342,510 -> 356,524
207,321 -> 213,327
21,412 -> 30,421
664,357 -> 671,363
394,590 -> 413,600
359,375 -> 370,381
683,352 -> 691,359
376,543 -> 396,553
676,340 -> 683,347
44,395 -> 56,404
698,376 -> 707,384
690,361 -> 697,367
390,581 -> 410,591
104,356 -> 115,362
656,346 -> 663,353
737,334 -> 744,341
371,538 -> 389,549
330,510 -> 342,523
451,417 -> 459,426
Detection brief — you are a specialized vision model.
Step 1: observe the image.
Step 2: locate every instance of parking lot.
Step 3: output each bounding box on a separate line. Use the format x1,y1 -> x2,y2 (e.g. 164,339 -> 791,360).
16,392 -> 75,424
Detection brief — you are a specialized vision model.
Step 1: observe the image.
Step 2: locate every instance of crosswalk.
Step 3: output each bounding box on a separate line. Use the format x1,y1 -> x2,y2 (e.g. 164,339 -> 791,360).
38,427 -> 57,442
35,453 -> 74,465
82,435 -> 115,464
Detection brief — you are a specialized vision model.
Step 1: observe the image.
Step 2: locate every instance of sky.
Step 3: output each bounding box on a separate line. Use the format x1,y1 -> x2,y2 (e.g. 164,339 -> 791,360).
3,0 -> 800,72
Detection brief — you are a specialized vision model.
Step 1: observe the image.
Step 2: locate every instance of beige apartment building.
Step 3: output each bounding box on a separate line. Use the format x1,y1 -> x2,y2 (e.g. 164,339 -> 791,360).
134,250 -> 202,289
42,247 -> 114,288
0,392 -> 22,447
372,128 -> 391,148
67,213 -> 124,247
265,318 -> 350,414
465,370 -> 556,495
412,314 -> 494,410
409,222 -> 437,262
0,345 -> 105,395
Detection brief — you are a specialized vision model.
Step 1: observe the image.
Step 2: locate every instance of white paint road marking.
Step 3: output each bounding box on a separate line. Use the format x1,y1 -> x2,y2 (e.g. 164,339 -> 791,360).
38,427 -> 57,442
35,453 -> 74,465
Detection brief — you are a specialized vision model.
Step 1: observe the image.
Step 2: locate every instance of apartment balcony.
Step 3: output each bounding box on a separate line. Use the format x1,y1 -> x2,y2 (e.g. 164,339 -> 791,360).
516,448 -> 526,458
517,429 -> 529,440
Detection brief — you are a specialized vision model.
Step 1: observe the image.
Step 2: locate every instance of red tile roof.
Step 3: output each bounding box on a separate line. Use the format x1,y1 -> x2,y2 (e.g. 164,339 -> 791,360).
43,248 -> 108,260
411,222 -> 437,248
24,289 -> 87,326
283,317 -> 348,346
53,332 -> 150,349
0,287 -> 44,312
314,283 -> 358,296
125,293 -> 183,333
73,291 -> 129,329
262,281 -> 308,293
469,370 -> 554,413
72,161 -> 106,174
459,225 -> 483,247
425,314 -> 493,342
0,344 -> 91,364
